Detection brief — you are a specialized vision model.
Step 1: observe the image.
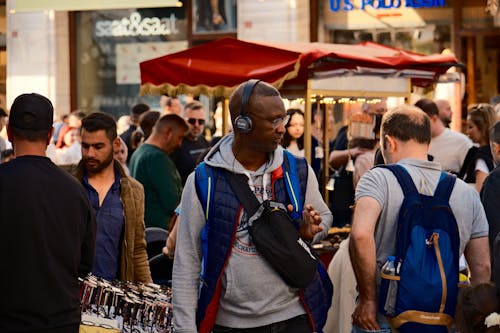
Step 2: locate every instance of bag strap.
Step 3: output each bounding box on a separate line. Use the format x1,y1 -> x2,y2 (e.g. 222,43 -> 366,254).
194,162 -> 214,279
195,162 -> 214,220
457,146 -> 478,179
433,172 -> 456,201
283,150 -> 303,221
377,164 -> 418,196
224,171 -> 261,217
378,164 -> 456,201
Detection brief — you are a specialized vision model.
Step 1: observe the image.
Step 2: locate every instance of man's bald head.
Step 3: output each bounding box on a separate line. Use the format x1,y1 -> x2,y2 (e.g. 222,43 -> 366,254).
382,105 -> 431,145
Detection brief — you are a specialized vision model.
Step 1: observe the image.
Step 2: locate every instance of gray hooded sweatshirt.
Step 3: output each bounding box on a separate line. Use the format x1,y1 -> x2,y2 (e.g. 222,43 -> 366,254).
172,133 -> 332,332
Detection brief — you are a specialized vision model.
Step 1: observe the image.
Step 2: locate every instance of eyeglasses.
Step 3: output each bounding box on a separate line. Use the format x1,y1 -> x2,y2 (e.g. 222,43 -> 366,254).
187,118 -> 205,125
252,113 -> 290,129
272,114 -> 290,128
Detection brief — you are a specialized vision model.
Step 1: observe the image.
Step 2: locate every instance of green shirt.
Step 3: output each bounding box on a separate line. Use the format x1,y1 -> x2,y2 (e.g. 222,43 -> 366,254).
130,143 -> 182,229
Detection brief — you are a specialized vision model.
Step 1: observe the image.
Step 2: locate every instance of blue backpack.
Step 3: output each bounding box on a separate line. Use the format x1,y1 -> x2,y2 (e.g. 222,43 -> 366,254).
377,164 -> 459,333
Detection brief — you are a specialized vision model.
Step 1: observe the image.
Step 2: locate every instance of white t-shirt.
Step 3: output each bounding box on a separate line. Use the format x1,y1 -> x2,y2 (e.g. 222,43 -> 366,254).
0,137 -> 6,153
429,128 -> 472,174
475,158 -> 490,174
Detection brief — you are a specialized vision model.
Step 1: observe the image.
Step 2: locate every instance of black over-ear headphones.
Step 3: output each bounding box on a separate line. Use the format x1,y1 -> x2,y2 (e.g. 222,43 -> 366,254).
234,79 -> 260,133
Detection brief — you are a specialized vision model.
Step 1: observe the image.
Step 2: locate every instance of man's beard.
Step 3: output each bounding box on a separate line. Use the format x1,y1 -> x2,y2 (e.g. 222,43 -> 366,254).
84,152 -> 114,175
440,116 -> 451,127
188,129 -> 201,140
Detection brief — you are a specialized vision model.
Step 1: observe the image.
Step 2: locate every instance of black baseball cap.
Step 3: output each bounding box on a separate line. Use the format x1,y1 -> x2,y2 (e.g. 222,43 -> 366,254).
9,93 -> 53,131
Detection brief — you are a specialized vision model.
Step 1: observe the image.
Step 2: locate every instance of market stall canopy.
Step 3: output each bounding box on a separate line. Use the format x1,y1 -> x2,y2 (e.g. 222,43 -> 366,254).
140,37 -> 459,97
140,38 -> 303,97
267,40 -> 460,95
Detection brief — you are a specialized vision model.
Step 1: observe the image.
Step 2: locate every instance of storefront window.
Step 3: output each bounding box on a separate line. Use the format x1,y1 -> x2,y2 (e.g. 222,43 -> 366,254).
330,24 -> 450,54
192,0 -> 236,34
461,2 -> 496,29
322,0 -> 452,54
74,6 -> 188,117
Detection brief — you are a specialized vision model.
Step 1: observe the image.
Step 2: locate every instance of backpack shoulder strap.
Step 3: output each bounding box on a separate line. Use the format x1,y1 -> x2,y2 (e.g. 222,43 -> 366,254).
377,164 -> 418,197
195,162 -> 218,280
458,146 -> 478,179
195,161 -> 214,221
433,172 -> 456,202
282,150 -> 305,221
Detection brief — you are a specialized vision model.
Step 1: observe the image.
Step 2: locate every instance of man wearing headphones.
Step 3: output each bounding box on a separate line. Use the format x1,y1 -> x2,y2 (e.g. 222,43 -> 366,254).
172,80 -> 332,333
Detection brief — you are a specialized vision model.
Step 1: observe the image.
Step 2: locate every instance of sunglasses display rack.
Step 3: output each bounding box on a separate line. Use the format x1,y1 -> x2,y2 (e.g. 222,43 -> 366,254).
79,274 -> 174,332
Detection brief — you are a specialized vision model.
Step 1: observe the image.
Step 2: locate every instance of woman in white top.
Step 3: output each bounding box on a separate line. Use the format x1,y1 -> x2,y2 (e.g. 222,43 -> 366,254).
461,104 -> 496,192
281,109 -> 305,157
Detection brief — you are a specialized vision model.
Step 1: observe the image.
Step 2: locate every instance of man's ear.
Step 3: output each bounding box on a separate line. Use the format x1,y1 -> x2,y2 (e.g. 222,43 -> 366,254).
492,142 -> 500,158
385,135 -> 397,153
6,125 -> 13,142
46,128 -> 54,145
162,126 -> 172,142
113,137 -> 121,153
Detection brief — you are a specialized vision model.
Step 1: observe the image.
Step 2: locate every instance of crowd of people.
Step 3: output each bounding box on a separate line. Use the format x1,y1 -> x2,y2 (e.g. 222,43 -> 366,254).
1,86 -> 500,333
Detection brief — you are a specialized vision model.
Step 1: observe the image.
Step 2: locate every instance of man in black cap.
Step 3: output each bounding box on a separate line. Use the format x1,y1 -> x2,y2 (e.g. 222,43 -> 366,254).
0,93 -> 96,333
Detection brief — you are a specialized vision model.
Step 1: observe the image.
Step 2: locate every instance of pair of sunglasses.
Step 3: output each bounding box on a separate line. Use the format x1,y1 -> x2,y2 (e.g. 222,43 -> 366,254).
187,118 -> 205,125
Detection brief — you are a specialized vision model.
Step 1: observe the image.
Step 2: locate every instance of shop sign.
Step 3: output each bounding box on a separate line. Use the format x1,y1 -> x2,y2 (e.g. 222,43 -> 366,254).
329,0 -> 445,11
95,12 -> 179,37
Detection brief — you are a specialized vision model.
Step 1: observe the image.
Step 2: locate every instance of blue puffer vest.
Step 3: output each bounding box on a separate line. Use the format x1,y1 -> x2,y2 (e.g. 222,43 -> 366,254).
194,151 -> 333,333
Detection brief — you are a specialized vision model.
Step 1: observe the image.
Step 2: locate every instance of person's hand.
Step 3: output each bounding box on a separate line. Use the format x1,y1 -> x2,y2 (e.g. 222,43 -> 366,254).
162,239 -> 175,259
162,245 -> 174,259
289,204 -> 323,241
351,299 -> 379,330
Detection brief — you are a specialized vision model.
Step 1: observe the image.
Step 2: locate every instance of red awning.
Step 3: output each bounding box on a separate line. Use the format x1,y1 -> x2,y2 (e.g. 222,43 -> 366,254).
140,38 -> 302,97
140,38 -> 459,97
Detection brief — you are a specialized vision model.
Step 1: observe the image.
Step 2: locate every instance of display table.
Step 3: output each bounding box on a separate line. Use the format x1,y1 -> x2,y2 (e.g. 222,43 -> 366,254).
79,324 -> 120,333
312,226 -> 351,267
79,275 -> 173,333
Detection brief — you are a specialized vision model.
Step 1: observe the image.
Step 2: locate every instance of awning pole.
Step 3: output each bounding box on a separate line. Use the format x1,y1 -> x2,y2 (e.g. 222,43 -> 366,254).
304,79 -> 312,164
222,98 -> 230,135
322,98 -> 330,202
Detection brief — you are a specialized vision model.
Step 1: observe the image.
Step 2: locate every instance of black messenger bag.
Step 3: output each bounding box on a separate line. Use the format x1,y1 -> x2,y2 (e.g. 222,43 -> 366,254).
224,171 -> 317,289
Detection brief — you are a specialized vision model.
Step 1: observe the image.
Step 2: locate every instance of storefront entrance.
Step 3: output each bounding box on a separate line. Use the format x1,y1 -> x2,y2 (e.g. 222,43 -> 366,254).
460,32 -> 500,104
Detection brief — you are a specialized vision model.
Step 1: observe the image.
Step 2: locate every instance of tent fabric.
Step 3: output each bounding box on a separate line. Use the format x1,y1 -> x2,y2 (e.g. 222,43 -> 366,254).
140,38 -> 459,97
140,38 -> 302,97
267,41 -> 458,90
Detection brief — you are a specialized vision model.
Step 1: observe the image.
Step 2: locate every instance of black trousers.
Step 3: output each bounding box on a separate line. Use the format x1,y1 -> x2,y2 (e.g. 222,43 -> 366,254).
212,314 -> 312,333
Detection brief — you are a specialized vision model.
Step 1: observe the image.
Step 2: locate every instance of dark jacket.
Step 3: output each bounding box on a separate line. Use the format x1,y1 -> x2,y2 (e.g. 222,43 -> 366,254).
480,165 -> 500,280
194,154 -> 332,333
74,160 -> 152,283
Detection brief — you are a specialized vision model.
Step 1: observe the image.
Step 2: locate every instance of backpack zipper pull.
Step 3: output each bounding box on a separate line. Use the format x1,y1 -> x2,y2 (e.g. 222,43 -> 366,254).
426,233 -> 439,247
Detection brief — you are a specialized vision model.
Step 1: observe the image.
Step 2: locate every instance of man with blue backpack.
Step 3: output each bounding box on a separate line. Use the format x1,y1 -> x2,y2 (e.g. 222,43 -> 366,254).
349,105 -> 491,333
172,80 -> 333,333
